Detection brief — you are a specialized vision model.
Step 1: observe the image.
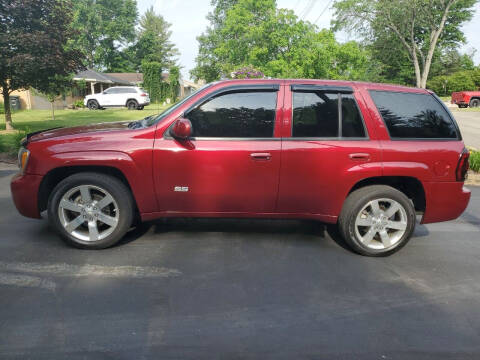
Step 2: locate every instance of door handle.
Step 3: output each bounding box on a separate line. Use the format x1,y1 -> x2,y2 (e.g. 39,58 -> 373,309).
349,153 -> 370,161
250,152 -> 271,161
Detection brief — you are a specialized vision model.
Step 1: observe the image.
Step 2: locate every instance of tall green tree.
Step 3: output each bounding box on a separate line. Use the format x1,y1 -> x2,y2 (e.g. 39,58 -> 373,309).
332,0 -> 477,88
0,0 -> 84,130
129,7 -> 179,71
71,0 -> 138,71
191,0 -> 370,81
191,0 -> 239,82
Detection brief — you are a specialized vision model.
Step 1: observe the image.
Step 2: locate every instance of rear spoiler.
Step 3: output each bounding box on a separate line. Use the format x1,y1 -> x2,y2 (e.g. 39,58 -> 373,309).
21,127 -> 63,147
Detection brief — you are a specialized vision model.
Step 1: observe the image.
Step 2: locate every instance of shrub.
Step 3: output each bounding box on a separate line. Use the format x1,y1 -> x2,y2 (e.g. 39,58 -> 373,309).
470,150 -> 480,173
0,101 -> 4,114
428,69 -> 480,96
74,100 -> 84,109
231,65 -> 264,79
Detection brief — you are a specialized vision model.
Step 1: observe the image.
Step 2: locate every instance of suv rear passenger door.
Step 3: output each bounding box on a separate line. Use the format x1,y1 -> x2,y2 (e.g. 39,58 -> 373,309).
153,84 -> 283,214
277,83 -> 382,219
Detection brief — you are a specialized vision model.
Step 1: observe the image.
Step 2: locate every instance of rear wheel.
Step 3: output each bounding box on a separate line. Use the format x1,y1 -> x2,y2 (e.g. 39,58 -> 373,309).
87,100 -> 99,110
127,100 -> 138,110
338,185 -> 416,256
48,173 -> 134,249
469,98 -> 480,108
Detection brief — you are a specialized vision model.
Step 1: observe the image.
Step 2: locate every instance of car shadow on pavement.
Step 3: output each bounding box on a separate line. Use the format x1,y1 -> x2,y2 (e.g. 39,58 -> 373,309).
118,217 -> 433,249
459,211 -> 480,230
118,218 -> 329,247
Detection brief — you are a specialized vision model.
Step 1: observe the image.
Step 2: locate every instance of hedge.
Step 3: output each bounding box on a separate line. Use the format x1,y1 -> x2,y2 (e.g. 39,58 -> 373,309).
428,69 -> 480,96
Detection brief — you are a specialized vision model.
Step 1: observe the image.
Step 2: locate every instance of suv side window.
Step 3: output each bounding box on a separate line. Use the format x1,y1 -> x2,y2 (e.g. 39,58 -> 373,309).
369,91 -> 458,139
105,88 -> 120,94
186,91 -> 277,138
292,91 -> 366,138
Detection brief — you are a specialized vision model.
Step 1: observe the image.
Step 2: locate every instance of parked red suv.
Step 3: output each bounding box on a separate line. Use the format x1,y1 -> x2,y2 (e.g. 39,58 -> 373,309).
11,79 -> 471,256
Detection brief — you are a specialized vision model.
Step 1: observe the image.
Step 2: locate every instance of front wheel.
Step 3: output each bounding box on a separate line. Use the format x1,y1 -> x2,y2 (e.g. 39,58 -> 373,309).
48,173 -> 134,249
338,185 -> 416,256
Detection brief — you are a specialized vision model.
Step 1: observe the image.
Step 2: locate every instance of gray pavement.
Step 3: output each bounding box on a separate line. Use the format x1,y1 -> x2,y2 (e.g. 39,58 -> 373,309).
1,169 -> 480,359
451,110 -> 480,149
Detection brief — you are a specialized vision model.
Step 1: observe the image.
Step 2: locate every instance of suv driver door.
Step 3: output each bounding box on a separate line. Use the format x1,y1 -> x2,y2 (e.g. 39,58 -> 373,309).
153,84 -> 283,214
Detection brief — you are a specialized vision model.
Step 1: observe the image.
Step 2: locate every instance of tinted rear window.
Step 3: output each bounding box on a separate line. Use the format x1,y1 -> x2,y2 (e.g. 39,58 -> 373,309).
369,91 -> 458,139
292,92 -> 366,138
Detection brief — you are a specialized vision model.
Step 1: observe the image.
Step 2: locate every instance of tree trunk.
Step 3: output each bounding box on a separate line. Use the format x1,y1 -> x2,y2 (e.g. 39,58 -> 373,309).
410,48 -> 422,88
50,101 -> 55,121
1,86 -> 13,131
420,1 -> 454,88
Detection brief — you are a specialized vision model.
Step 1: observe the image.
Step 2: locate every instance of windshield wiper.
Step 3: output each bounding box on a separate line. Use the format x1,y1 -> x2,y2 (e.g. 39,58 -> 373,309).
128,115 -> 153,129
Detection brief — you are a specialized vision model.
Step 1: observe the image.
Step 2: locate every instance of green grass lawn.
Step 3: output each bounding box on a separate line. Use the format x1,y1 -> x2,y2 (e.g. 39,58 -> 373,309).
0,104 -> 169,155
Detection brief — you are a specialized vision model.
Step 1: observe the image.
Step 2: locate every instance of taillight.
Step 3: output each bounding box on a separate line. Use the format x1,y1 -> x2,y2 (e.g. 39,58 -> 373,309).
456,149 -> 470,181
140,93 -> 147,97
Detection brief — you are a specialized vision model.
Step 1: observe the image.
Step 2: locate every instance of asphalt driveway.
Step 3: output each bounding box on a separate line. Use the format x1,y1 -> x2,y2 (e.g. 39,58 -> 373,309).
1,167 -> 480,359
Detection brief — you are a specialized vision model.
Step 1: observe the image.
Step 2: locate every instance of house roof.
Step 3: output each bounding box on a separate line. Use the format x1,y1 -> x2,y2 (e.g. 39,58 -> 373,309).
73,69 -> 132,85
106,73 -> 143,84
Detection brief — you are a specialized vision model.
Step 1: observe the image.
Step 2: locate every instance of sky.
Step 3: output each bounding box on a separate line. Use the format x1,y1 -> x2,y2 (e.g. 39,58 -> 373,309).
137,0 -> 480,80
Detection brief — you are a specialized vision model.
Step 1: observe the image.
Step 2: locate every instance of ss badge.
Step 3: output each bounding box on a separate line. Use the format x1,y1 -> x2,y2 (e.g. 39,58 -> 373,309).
174,186 -> 189,192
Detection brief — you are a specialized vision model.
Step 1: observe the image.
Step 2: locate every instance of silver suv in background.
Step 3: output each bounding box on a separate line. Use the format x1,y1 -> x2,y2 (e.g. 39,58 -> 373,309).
84,86 -> 150,110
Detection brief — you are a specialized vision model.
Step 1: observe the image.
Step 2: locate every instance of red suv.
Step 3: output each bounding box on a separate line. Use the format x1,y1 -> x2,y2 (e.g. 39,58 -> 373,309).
11,80 -> 471,256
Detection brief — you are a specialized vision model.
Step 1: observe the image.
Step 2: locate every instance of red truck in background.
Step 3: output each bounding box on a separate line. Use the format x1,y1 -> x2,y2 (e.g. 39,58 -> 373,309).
451,91 -> 480,108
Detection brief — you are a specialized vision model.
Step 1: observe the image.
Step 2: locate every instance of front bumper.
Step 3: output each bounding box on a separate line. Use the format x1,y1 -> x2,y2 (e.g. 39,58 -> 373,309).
10,172 -> 43,219
421,182 -> 471,224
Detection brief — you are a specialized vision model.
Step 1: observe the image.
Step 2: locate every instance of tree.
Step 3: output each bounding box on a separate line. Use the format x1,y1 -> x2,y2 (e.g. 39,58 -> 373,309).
38,75 -> 73,121
332,0 -> 477,88
191,0 -> 239,82
427,68 -> 480,95
0,0 -> 84,130
191,0 -> 371,81
71,0 -> 138,71
168,66 -> 180,102
142,61 -> 165,103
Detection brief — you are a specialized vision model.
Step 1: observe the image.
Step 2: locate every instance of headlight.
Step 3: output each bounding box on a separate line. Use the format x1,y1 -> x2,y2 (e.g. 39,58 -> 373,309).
17,147 -> 30,173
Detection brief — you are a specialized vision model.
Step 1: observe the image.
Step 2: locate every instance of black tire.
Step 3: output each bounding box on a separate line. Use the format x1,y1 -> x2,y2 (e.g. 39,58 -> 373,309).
338,185 -> 416,257
469,98 -> 480,108
127,100 -> 138,110
47,172 -> 134,249
137,106 -> 144,110
87,100 -> 99,110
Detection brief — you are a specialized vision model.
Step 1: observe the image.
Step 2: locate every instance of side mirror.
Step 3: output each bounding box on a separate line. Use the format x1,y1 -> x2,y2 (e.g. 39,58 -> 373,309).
171,117 -> 192,140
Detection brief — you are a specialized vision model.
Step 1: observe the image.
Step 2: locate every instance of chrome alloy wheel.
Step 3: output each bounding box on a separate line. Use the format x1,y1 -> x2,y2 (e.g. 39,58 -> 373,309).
57,185 -> 119,242
354,198 -> 408,250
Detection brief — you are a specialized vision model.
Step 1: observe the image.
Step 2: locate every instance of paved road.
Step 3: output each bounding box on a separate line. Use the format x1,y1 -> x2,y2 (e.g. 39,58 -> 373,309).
1,168 -> 480,359
451,110 -> 480,149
